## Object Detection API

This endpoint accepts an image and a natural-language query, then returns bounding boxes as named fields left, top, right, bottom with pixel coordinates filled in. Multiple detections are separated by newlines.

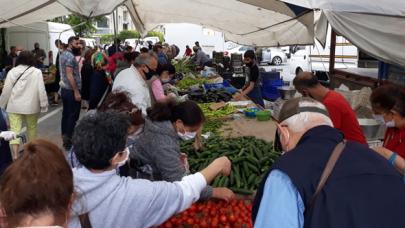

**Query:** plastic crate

left=204, top=80, right=238, bottom=94
left=261, top=79, right=283, bottom=100
left=262, top=79, right=283, bottom=88
left=260, top=71, right=281, bottom=81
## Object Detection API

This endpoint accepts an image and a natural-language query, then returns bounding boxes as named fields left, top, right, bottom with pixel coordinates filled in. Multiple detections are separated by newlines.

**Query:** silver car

left=261, top=48, right=288, bottom=66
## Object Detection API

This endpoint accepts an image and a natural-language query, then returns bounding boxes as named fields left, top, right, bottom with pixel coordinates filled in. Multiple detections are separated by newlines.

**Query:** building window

left=97, top=17, right=109, bottom=28
left=123, top=11, right=128, bottom=22
left=123, top=24, right=128, bottom=30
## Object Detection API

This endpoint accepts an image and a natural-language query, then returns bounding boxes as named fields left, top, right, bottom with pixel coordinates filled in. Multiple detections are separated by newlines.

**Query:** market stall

left=0, top=65, right=57, bottom=93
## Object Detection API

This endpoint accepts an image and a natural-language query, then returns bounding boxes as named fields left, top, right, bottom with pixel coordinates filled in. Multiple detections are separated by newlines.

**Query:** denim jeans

left=61, top=88, right=81, bottom=140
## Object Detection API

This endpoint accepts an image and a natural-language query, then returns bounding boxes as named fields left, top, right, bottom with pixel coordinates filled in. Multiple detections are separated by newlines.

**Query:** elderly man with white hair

left=112, top=53, right=158, bottom=115
left=252, top=97, right=405, bottom=228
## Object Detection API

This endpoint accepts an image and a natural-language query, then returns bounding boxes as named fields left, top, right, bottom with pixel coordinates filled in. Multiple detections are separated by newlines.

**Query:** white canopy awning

left=0, top=0, right=126, bottom=28
left=245, top=0, right=405, bottom=67
left=0, top=0, right=314, bottom=47
left=125, top=0, right=314, bottom=47
left=280, top=0, right=405, bottom=16
left=3, top=0, right=405, bottom=67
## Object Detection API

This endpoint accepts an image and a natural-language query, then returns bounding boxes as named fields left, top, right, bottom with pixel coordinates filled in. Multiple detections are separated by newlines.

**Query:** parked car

left=227, top=45, right=254, bottom=55
left=261, top=48, right=288, bottom=66
left=289, top=27, right=358, bottom=77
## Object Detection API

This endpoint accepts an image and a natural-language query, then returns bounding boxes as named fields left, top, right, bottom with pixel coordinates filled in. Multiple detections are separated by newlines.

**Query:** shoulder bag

left=305, top=140, right=347, bottom=215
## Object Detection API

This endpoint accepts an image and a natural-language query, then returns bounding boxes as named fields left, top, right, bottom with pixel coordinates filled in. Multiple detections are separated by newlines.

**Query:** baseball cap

left=277, top=97, right=330, bottom=123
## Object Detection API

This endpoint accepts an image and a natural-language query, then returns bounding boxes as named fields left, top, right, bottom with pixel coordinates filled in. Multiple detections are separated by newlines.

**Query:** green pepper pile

left=181, top=135, right=281, bottom=195
left=172, top=58, right=197, bottom=75
left=198, top=103, right=236, bottom=119
left=176, top=76, right=207, bottom=90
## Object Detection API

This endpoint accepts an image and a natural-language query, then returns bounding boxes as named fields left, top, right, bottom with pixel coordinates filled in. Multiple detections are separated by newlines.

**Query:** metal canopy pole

left=113, top=9, right=118, bottom=53
left=329, top=29, right=337, bottom=75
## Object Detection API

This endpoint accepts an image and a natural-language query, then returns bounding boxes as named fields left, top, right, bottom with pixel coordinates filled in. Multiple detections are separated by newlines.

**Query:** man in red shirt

left=293, top=72, right=367, bottom=144
left=184, top=45, right=192, bottom=57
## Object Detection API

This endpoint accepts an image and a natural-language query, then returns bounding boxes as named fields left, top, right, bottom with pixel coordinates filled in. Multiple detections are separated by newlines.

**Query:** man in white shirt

left=113, top=53, right=158, bottom=114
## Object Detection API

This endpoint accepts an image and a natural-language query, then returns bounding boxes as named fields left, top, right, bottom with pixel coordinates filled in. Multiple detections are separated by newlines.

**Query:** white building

left=94, top=6, right=136, bottom=36
left=163, top=23, right=225, bottom=58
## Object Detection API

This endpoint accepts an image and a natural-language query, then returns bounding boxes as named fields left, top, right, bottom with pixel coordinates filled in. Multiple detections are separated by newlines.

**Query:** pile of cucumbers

left=181, top=135, right=281, bottom=195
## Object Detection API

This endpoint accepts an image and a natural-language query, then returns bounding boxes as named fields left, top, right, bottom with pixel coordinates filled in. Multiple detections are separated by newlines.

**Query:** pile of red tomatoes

left=159, top=199, right=253, bottom=228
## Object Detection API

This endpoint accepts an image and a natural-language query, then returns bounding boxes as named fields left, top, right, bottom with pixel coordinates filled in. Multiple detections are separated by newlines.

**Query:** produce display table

left=220, top=117, right=277, bottom=143
left=159, top=199, right=253, bottom=228
left=168, top=70, right=280, bottom=227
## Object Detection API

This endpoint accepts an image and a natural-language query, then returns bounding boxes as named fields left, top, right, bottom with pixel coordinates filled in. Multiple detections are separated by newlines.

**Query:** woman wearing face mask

left=0, top=139, right=74, bottom=228
left=149, top=64, right=176, bottom=104
left=68, top=91, right=144, bottom=174
left=370, top=85, right=405, bottom=174
left=130, top=100, right=235, bottom=201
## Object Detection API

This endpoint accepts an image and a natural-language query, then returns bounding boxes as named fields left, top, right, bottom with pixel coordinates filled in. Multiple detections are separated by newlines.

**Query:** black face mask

left=245, top=61, right=254, bottom=67
left=144, top=66, right=156, bottom=80
left=72, top=47, right=81, bottom=56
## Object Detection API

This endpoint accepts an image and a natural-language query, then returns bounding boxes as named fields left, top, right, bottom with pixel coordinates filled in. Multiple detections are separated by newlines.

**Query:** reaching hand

left=212, top=187, right=236, bottom=202
left=213, top=156, right=232, bottom=176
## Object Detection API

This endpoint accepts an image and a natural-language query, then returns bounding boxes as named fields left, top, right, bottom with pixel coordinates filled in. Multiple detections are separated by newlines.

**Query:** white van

left=289, top=27, right=358, bottom=76
left=6, top=22, right=76, bottom=66
left=80, top=37, right=96, bottom=48
left=124, top=38, right=148, bottom=52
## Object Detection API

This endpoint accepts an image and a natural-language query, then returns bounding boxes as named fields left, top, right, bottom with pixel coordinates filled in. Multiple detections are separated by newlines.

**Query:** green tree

left=146, top=31, right=164, bottom=42
left=100, top=34, right=114, bottom=44
left=117, top=30, right=140, bottom=41
left=50, top=15, right=106, bottom=37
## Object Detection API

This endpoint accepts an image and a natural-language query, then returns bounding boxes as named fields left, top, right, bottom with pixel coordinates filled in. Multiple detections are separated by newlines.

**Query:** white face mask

left=116, top=148, right=129, bottom=168
left=178, top=131, right=197, bottom=141
left=385, top=120, right=396, bottom=128
left=373, top=114, right=385, bottom=124
left=161, top=78, right=171, bottom=84
left=16, top=50, right=21, bottom=56
left=373, top=114, right=396, bottom=127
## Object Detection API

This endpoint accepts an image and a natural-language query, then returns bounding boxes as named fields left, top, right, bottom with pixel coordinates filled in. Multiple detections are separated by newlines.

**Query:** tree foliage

left=50, top=15, right=165, bottom=43
left=118, top=30, right=141, bottom=40
left=50, top=15, right=106, bottom=37
left=100, top=34, right=114, bottom=44
left=146, top=31, right=164, bottom=42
